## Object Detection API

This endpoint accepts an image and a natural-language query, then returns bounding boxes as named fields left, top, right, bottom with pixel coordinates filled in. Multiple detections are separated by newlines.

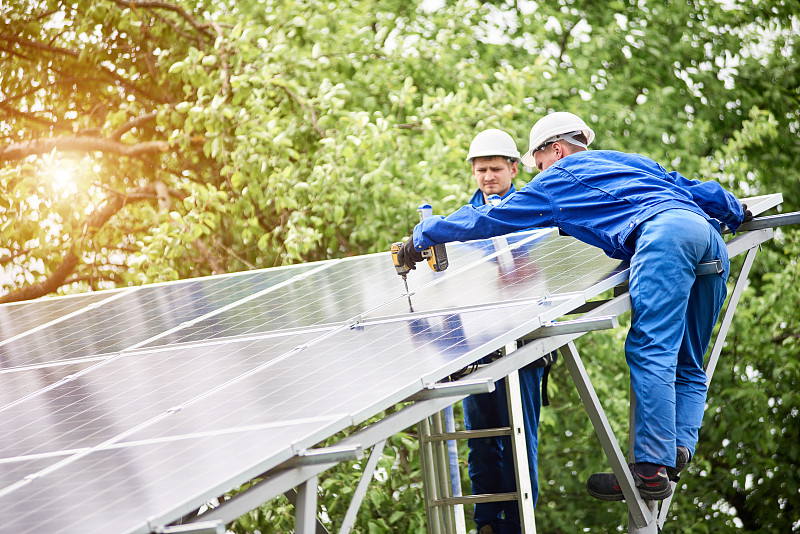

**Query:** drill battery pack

left=421, top=243, right=448, bottom=272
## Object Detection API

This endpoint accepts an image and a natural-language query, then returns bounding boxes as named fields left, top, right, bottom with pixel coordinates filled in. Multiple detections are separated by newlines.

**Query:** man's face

left=472, top=156, right=517, bottom=200
left=532, top=143, right=559, bottom=172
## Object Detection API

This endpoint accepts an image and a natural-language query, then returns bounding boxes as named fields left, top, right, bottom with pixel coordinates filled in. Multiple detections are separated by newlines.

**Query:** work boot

left=666, top=446, right=691, bottom=481
left=586, top=464, right=672, bottom=501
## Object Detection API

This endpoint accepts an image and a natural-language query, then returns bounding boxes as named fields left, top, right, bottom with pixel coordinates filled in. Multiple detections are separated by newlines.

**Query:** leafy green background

left=1, top=0, right=798, bottom=531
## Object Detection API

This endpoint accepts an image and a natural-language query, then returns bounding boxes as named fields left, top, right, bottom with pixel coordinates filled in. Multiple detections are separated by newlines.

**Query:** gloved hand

left=398, top=237, right=424, bottom=270
left=742, top=203, right=754, bottom=223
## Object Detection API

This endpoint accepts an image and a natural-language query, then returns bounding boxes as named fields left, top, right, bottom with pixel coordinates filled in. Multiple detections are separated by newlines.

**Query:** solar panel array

left=0, top=229, right=624, bottom=534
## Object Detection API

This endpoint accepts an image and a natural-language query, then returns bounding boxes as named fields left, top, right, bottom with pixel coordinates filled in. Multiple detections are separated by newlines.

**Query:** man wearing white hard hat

left=397, top=112, right=753, bottom=503
left=462, top=129, right=547, bottom=534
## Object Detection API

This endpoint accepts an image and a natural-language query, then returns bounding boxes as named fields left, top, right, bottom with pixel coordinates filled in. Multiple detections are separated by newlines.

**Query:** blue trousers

left=463, top=363, right=544, bottom=533
left=626, top=209, right=729, bottom=466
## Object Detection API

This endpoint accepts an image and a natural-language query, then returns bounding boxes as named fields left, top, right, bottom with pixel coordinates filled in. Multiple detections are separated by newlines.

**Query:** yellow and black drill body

left=390, top=242, right=448, bottom=276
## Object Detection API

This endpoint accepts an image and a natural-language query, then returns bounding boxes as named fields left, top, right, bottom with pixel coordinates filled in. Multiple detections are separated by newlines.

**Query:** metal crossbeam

left=408, top=378, right=495, bottom=401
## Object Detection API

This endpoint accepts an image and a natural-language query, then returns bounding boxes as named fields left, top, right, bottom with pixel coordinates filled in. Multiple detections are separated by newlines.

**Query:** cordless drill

left=391, top=203, right=449, bottom=277
left=390, top=241, right=449, bottom=276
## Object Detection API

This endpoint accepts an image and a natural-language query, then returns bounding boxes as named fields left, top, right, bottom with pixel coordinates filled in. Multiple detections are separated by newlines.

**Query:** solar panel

left=365, top=229, right=621, bottom=320
left=0, top=423, right=341, bottom=534
left=0, top=360, right=97, bottom=409
left=0, top=229, right=627, bottom=534
left=0, top=289, right=126, bottom=343
left=0, top=299, right=575, bottom=534
left=0, top=264, right=318, bottom=370
left=0, top=331, right=323, bottom=460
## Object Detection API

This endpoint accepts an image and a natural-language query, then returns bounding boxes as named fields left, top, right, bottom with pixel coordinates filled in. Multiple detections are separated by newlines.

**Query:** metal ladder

left=418, top=342, right=536, bottom=534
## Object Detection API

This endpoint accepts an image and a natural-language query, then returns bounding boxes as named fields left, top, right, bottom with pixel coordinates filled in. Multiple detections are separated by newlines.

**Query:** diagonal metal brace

left=559, top=341, right=655, bottom=528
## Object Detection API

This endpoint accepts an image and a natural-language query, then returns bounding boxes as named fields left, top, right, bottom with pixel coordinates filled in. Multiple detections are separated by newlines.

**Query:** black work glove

left=398, top=237, right=424, bottom=270
left=741, top=203, right=754, bottom=223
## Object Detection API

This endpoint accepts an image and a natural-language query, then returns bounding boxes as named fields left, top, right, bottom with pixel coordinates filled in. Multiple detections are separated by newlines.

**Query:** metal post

left=420, top=417, right=443, bottom=534
left=432, top=410, right=456, bottom=533
left=705, top=246, right=758, bottom=385
left=443, top=406, right=468, bottom=534
left=505, top=367, right=536, bottom=533
left=295, top=475, right=319, bottom=534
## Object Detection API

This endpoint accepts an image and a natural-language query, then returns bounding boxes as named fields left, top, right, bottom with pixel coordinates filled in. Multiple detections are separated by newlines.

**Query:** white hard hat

left=466, top=129, right=521, bottom=162
left=520, top=112, right=595, bottom=167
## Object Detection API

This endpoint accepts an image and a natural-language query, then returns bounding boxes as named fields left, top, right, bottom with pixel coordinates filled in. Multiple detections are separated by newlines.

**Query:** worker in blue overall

left=460, top=129, right=545, bottom=534
left=397, top=112, right=752, bottom=503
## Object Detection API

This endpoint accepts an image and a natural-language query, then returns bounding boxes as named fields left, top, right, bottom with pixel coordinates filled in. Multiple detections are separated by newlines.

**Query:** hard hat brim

left=520, top=151, right=536, bottom=168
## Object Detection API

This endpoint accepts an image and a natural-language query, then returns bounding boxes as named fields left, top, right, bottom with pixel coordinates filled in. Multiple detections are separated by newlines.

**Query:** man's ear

left=510, top=160, right=518, bottom=178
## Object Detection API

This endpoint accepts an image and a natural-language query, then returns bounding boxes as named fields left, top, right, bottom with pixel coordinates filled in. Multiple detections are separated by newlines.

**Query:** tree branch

left=106, top=0, right=213, bottom=38
left=278, top=85, right=325, bottom=138
left=0, top=32, right=78, bottom=57
left=0, top=102, right=59, bottom=128
left=0, top=136, right=171, bottom=161
left=109, top=112, right=158, bottom=141
left=0, top=183, right=175, bottom=303
left=0, top=248, right=34, bottom=267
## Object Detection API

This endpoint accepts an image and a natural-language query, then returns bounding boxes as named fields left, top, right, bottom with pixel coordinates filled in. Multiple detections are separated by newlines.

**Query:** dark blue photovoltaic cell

left=0, top=290, right=126, bottom=343
left=0, top=264, right=317, bottom=370
left=0, top=332, right=321, bottom=460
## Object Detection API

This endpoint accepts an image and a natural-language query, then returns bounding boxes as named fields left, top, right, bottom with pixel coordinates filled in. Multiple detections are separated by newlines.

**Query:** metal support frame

left=186, top=293, right=626, bottom=532
left=181, top=199, right=787, bottom=534
left=408, top=378, right=495, bottom=401
left=505, top=367, right=536, bottom=533
left=153, top=521, right=225, bottom=534
left=339, top=440, right=386, bottom=534
left=295, top=475, right=319, bottom=534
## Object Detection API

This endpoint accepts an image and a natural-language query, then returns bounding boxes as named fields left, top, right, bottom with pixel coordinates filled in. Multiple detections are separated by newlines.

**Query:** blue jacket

left=414, top=150, right=744, bottom=262
left=468, top=184, right=516, bottom=207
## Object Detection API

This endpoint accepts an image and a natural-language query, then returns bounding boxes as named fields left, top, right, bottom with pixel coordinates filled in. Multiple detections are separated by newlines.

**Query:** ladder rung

left=431, top=492, right=519, bottom=507
left=421, top=427, right=512, bottom=442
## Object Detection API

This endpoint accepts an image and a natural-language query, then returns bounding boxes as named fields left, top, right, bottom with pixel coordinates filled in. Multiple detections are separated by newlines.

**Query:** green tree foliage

left=1, top=0, right=799, bottom=531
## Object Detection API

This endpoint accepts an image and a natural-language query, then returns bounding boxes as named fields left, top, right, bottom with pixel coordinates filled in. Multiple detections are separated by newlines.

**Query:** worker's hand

left=741, top=203, right=754, bottom=223
left=398, top=237, right=424, bottom=270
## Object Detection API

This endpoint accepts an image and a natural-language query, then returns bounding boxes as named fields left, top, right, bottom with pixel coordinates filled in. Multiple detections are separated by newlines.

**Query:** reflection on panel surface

left=367, top=230, right=621, bottom=318
left=0, top=290, right=126, bottom=343
left=0, top=332, right=320, bottom=460
left=0, top=228, right=628, bottom=534
left=121, top=299, right=560, bottom=446
left=0, top=423, right=341, bottom=534
left=0, top=361, right=101, bottom=409
left=0, top=265, right=315, bottom=370
left=148, top=253, right=408, bottom=345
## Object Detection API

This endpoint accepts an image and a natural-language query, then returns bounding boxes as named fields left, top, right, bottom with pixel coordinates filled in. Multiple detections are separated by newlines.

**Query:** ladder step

left=431, top=492, right=519, bottom=507
left=421, top=427, right=512, bottom=442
